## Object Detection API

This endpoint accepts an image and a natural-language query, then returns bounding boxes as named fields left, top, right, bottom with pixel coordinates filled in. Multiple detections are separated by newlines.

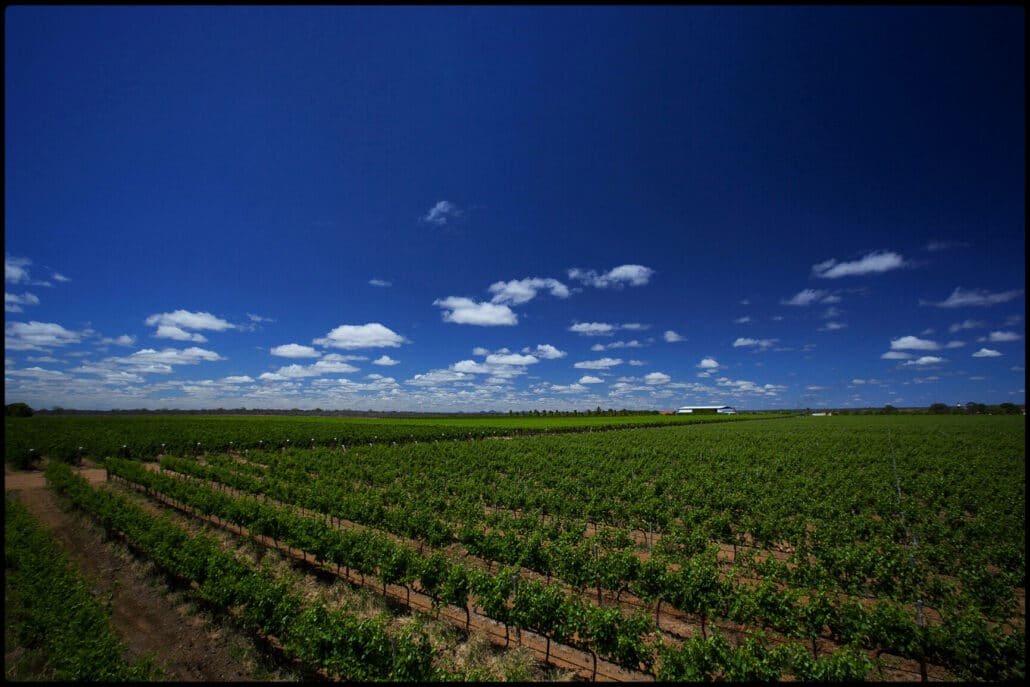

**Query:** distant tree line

left=829, top=402, right=1023, bottom=416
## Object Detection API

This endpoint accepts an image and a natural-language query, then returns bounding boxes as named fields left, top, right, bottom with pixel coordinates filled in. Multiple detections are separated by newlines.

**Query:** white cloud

left=5, top=292, right=40, bottom=312
left=644, top=372, right=671, bottom=385
left=546, top=383, right=587, bottom=394
left=52, top=272, right=70, bottom=282
left=405, top=369, right=472, bottom=386
left=269, top=364, right=320, bottom=379
left=943, top=340, right=966, bottom=349
left=590, top=343, right=605, bottom=352
left=925, top=240, right=966, bottom=252
left=578, top=375, right=604, bottom=384
left=819, top=322, right=847, bottom=331
left=664, top=330, right=684, bottom=343
left=5, top=256, right=32, bottom=283
left=568, top=322, right=615, bottom=336
left=486, top=353, right=538, bottom=366
left=421, top=200, right=462, bottom=226
left=567, top=264, right=654, bottom=288
left=890, top=335, right=940, bottom=351
left=434, top=297, right=517, bottom=326
left=145, top=310, right=235, bottom=332
left=573, top=357, right=623, bottom=370
left=369, top=278, right=392, bottom=287
left=782, top=289, right=835, bottom=306
left=927, top=287, right=1024, bottom=308
left=949, top=319, right=985, bottom=333
left=154, top=325, right=207, bottom=342
left=881, top=351, right=914, bottom=360
left=271, top=343, right=322, bottom=358
left=697, top=357, right=720, bottom=370
left=4, top=320, right=83, bottom=350
left=986, top=330, right=1022, bottom=342
left=972, top=348, right=1003, bottom=358
left=902, top=356, right=945, bottom=366
left=223, top=375, right=254, bottom=383
left=523, top=344, right=566, bottom=359
left=310, top=356, right=360, bottom=374
left=734, top=316, right=751, bottom=324
left=373, top=355, right=400, bottom=366
left=314, top=322, right=410, bottom=348
left=488, top=277, right=569, bottom=305
left=99, top=334, right=136, bottom=347
left=733, top=337, right=777, bottom=349
left=115, top=347, right=224, bottom=371
left=812, top=250, right=906, bottom=279
left=621, top=323, right=649, bottom=331
left=247, top=313, right=275, bottom=323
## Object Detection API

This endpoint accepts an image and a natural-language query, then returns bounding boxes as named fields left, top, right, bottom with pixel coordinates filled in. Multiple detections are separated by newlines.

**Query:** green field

left=7, top=413, right=1025, bottom=680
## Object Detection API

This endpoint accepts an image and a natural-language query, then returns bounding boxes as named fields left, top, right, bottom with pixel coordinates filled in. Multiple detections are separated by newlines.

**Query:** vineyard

left=4, top=413, right=1025, bottom=681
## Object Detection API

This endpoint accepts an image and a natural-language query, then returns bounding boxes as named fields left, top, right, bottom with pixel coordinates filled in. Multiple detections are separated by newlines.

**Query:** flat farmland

left=5, top=413, right=1024, bottom=681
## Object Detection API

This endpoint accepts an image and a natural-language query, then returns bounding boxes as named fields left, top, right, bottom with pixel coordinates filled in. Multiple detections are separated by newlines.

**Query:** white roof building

left=676, top=405, right=735, bottom=414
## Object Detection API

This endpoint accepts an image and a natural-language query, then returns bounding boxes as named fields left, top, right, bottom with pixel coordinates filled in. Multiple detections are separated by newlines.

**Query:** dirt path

left=4, top=464, right=293, bottom=681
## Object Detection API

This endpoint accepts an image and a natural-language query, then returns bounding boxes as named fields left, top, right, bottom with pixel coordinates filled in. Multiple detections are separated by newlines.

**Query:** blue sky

left=4, top=6, right=1025, bottom=411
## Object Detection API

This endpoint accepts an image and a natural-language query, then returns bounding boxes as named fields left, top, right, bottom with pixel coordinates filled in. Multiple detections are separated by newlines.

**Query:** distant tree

left=881, top=404, right=899, bottom=415
left=997, top=402, right=1020, bottom=415
left=928, top=403, right=951, bottom=415
left=5, top=402, right=33, bottom=417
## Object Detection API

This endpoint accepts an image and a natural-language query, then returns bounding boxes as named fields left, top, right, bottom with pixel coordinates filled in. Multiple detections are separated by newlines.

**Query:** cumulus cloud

left=926, top=287, right=1024, bottom=308
left=881, top=351, right=914, bottom=360
left=902, top=356, right=945, bottom=366
left=697, top=357, right=720, bottom=370
left=734, top=316, right=751, bottom=324
left=311, top=355, right=361, bottom=374
left=434, top=297, right=517, bottom=326
left=486, top=353, right=539, bottom=366
left=943, top=341, right=966, bottom=349
left=523, top=344, right=566, bottom=359
left=568, top=322, right=615, bottom=336
left=573, top=357, right=623, bottom=370
left=812, top=250, right=906, bottom=279
left=5, top=256, right=32, bottom=283
left=247, top=313, right=275, bottom=323
left=373, top=355, right=400, bottom=366
left=628, top=360, right=646, bottom=366
left=405, top=369, right=472, bottom=386
left=421, top=200, right=462, bottom=226
left=99, top=334, right=136, bottom=347
left=890, top=335, right=940, bottom=351
left=369, top=278, right=392, bottom=287
left=986, top=331, right=1022, bottom=342
left=781, top=289, right=837, bottom=306
left=819, top=322, right=847, bottom=331
left=972, top=348, right=1002, bottom=358
left=5, top=292, right=40, bottom=312
left=145, top=310, right=235, bottom=332
left=314, top=322, right=410, bottom=348
left=4, top=320, right=83, bottom=350
left=578, top=375, right=604, bottom=384
left=223, top=375, right=254, bottom=383
left=271, top=343, right=321, bottom=358
left=567, top=264, right=654, bottom=289
left=733, top=337, right=778, bottom=349
left=949, top=319, right=985, bottom=333
left=488, top=277, right=569, bottom=305
left=52, top=272, right=70, bottom=282
left=154, top=325, right=207, bottom=342
left=644, top=371, right=671, bottom=385
left=664, top=330, right=684, bottom=343
left=114, top=347, right=224, bottom=371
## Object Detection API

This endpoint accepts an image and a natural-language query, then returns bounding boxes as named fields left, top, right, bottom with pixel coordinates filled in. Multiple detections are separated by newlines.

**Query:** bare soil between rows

left=5, top=463, right=291, bottom=681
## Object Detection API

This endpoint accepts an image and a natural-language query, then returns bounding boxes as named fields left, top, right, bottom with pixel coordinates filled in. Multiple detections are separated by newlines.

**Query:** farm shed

left=676, top=405, right=735, bottom=414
